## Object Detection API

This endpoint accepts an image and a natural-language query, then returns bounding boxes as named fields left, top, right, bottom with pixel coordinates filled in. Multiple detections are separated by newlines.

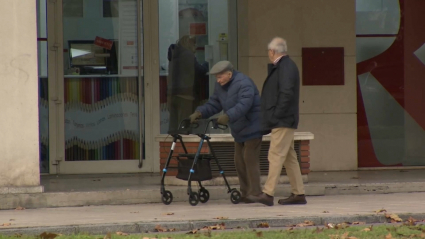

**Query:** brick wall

left=159, top=140, right=311, bottom=177
left=300, top=140, right=311, bottom=175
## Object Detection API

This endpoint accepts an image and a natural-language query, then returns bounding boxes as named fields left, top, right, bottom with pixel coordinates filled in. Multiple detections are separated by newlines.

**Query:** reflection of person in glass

left=167, top=35, right=209, bottom=131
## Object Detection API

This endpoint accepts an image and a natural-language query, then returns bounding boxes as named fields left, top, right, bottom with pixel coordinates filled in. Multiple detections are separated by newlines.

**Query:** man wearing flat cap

left=189, top=61, right=262, bottom=203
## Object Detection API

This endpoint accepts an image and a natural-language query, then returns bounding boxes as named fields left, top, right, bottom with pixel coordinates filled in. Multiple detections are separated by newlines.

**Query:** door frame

left=46, top=0, right=156, bottom=174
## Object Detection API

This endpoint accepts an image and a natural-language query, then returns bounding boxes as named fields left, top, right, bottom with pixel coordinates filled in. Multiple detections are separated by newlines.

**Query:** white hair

left=268, top=37, right=287, bottom=54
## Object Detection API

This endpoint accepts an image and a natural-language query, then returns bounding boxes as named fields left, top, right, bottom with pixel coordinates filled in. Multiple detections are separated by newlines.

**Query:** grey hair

left=268, top=37, right=287, bottom=54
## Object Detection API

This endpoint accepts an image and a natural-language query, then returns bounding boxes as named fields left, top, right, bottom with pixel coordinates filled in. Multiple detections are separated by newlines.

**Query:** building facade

left=1, top=0, right=424, bottom=192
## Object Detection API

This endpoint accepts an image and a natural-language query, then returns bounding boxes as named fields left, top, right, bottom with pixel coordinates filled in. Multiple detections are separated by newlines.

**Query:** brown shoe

left=278, top=194, right=307, bottom=205
left=241, top=197, right=255, bottom=204
left=247, top=193, right=274, bottom=206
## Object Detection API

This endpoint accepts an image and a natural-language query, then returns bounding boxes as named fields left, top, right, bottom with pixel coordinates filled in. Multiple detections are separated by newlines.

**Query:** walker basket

left=176, top=158, right=213, bottom=182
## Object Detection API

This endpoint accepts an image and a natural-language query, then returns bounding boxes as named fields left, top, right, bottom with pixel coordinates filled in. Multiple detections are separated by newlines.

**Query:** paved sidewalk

left=1, top=193, right=425, bottom=235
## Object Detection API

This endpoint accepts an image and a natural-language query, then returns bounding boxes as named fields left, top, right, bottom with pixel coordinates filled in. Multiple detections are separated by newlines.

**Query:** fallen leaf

left=186, top=229, right=198, bottom=234
left=165, top=213, right=174, bottom=216
left=352, top=222, right=366, bottom=225
left=335, top=223, right=350, bottom=230
left=214, top=217, right=228, bottom=220
left=314, top=227, right=324, bottom=233
left=257, top=222, right=270, bottom=228
left=256, top=231, right=263, bottom=237
left=385, top=213, right=403, bottom=222
left=296, top=220, right=315, bottom=227
left=15, top=207, right=25, bottom=210
left=348, top=237, right=359, bottom=239
left=39, top=233, right=59, bottom=239
left=155, top=225, right=167, bottom=232
left=326, top=223, right=335, bottom=229
left=323, top=211, right=330, bottom=213
left=361, top=225, right=373, bottom=232
left=209, top=223, right=226, bottom=230
left=405, top=217, right=419, bottom=226
left=286, top=227, right=294, bottom=231
left=104, top=233, right=111, bottom=239
left=1, top=223, right=11, bottom=227
left=116, top=232, right=129, bottom=236
left=375, top=209, right=387, bottom=213
left=385, top=232, right=393, bottom=239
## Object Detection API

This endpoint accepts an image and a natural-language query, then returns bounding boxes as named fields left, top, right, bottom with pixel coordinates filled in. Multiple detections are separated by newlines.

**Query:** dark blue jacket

left=196, top=71, right=262, bottom=143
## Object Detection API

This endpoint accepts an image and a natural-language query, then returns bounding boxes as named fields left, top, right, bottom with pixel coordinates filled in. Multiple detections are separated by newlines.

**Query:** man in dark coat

left=248, top=37, right=306, bottom=206
left=189, top=61, right=262, bottom=203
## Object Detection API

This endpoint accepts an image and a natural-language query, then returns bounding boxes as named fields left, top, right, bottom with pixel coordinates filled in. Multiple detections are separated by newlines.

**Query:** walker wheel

left=189, top=192, right=199, bottom=206
left=161, top=190, right=173, bottom=205
left=199, top=188, right=210, bottom=203
left=230, top=189, right=241, bottom=204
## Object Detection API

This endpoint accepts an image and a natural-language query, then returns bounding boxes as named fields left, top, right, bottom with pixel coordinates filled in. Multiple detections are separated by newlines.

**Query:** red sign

left=94, top=36, right=113, bottom=50
left=190, top=23, right=206, bottom=35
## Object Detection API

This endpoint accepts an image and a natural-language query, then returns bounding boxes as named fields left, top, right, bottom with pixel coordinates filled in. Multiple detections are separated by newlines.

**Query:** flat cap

left=209, top=61, right=234, bottom=75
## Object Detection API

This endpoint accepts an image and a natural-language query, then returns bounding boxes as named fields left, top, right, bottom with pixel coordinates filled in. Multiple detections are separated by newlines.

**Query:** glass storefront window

left=159, top=0, right=235, bottom=134
left=62, top=0, right=143, bottom=161
left=356, top=0, right=425, bottom=167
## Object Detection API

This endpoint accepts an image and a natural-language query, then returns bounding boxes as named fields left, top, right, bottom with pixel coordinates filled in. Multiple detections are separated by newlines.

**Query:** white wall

left=238, top=0, right=357, bottom=172
left=0, top=1, right=40, bottom=187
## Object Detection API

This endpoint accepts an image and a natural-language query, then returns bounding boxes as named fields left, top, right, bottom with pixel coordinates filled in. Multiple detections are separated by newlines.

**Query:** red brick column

left=300, top=140, right=311, bottom=175
left=159, top=142, right=209, bottom=176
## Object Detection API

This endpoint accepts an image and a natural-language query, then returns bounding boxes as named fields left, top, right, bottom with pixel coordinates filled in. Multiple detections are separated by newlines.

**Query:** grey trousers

left=234, top=138, right=262, bottom=197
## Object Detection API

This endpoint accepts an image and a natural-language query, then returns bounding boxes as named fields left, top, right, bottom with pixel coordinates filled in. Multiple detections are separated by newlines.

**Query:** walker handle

left=211, top=118, right=228, bottom=130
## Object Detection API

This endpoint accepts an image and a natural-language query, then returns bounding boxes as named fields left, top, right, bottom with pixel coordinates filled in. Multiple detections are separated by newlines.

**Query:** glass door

left=37, top=0, right=49, bottom=174
left=158, top=0, right=236, bottom=134
left=55, top=0, right=145, bottom=174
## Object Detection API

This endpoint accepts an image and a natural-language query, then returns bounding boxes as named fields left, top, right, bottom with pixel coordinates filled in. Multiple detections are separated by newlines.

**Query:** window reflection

left=167, top=35, right=209, bottom=131
left=159, top=0, right=233, bottom=134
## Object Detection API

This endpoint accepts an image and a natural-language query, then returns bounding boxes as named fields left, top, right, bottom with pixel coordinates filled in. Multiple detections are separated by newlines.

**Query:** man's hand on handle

left=217, top=114, right=229, bottom=126
left=189, top=111, right=202, bottom=123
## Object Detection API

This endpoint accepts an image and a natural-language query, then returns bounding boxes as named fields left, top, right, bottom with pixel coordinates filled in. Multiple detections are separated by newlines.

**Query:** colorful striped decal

left=63, top=77, right=140, bottom=161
